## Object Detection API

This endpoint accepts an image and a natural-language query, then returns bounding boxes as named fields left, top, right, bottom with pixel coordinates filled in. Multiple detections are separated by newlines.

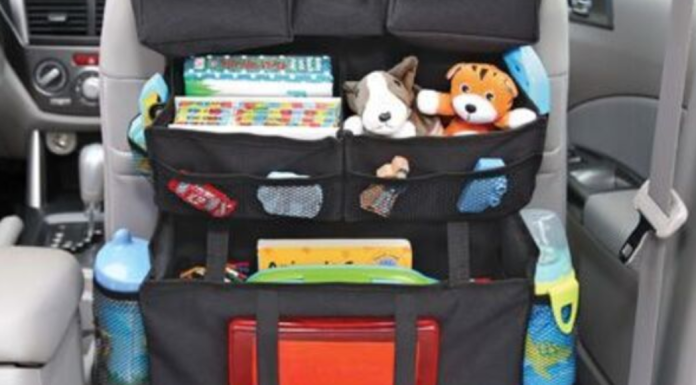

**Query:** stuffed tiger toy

left=417, top=63, right=537, bottom=136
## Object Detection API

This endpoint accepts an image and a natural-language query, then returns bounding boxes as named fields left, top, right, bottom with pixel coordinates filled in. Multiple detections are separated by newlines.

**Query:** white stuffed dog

left=343, top=57, right=440, bottom=138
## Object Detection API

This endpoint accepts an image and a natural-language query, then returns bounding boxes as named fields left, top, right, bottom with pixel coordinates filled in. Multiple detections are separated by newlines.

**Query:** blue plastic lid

left=504, top=46, right=551, bottom=115
left=95, top=229, right=151, bottom=293
left=521, top=209, right=573, bottom=284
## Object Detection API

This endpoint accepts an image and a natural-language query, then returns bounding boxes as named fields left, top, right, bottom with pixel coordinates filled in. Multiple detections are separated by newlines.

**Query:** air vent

left=95, top=0, right=105, bottom=36
left=26, top=0, right=88, bottom=37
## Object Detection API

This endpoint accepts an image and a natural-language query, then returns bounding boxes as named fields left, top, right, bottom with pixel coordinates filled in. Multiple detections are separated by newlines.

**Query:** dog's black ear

left=343, top=81, right=360, bottom=112
left=389, top=56, right=419, bottom=90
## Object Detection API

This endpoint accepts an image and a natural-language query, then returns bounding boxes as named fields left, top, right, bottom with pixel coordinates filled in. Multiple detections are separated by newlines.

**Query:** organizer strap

left=256, top=291, right=280, bottom=385
left=151, top=213, right=175, bottom=280
left=447, top=222, right=471, bottom=285
left=394, top=294, right=418, bottom=385
left=205, top=222, right=230, bottom=282
left=254, top=293, right=418, bottom=385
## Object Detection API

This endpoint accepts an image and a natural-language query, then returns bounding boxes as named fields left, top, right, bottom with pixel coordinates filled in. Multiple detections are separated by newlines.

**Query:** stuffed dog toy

left=417, top=63, right=537, bottom=136
left=344, top=56, right=441, bottom=138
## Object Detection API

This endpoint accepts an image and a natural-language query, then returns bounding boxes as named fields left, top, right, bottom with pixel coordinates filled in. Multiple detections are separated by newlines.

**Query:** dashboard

left=1, top=0, right=103, bottom=117
left=0, top=0, right=104, bottom=159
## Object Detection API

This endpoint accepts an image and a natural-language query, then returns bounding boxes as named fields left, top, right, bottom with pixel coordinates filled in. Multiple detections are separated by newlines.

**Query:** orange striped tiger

left=417, top=63, right=537, bottom=136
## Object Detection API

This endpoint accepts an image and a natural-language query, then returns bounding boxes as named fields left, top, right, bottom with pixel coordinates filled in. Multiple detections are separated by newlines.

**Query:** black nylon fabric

left=134, top=9, right=548, bottom=381
left=141, top=279, right=532, bottom=385
left=344, top=118, right=546, bottom=221
left=141, top=213, right=538, bottom=385
left=255, top=291, right=280, bottom=385
left=131, top=0, right=292, bottom=57
left=151, top=216, right=537, bottom=283
left=387, top=0, right=541, bottom=52
left=146, top=129, right=345, bottom=222
left=130, top=0, right=540, bottom=56
left=293, top=0, right=389, bottom=36
left=146, top=50, right=547, bottom=223
left=146, top=116, right=546, bottom=222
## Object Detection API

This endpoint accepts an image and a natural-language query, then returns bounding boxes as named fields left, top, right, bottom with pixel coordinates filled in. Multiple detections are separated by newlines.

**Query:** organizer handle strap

left=150, top=213, right=175, bottom=280
left=447, top=222, right=471, bottom=286
left=254, top=292, right=418, bottom=385
left=394, top=294, right=418, bottom=385
left=205, top=221, right=230, bottom=282
left=256, top=291, right=280, bottom=385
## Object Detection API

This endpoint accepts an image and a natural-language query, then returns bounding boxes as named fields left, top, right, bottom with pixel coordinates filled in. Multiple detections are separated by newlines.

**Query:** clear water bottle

left=521, top=210, right=579, bottom=385
left=94, top=229, right=151, bottom=385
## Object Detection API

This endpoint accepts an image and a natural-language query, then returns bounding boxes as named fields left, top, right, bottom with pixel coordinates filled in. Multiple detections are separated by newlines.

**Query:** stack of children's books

left=172, top=55, right=341, bottom=140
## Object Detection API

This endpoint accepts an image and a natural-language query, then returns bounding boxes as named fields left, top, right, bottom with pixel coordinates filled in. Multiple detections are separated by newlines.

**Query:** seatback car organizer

left=130, top=1, right=549, bottom=384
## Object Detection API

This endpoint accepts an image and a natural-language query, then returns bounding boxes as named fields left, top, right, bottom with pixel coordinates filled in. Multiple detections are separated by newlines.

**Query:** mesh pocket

left=147, top=128, right=344, bottom=221
left=346, top=155, right=542, bottom=221
left=94, top=286, right=149, bottom=385
left=153, top=168, right=343, bottom=221
left=523, top=304, right=576, bottom=385
left=257, top=184, right=324, bottom=219
left=344, top=120, right=546, bottom=221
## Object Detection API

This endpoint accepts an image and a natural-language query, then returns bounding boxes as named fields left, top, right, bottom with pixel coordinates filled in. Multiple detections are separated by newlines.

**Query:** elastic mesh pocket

left=93, top=287, right=149, bottom=385
left=524, top=305, right=577, bottom=385
left=347, top=155, right=542, bottom=221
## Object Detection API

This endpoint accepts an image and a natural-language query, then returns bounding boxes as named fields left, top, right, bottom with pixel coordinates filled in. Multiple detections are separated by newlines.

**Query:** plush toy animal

left=343, top=56, right=441, bottom=138
left=417, top=63, right=537, bottom=136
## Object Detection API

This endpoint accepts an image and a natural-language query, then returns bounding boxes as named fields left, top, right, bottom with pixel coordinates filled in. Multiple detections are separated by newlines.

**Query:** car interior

left=1, top=0, right=695, bottom=385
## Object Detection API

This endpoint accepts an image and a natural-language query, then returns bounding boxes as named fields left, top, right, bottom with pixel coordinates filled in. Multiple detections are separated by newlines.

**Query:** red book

left=229, top=318, right=440, bottom=385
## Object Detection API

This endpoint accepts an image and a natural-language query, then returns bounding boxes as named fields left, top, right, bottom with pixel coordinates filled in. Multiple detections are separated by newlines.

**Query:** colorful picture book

left=257, top=239, right=413, bottom=270
left=184, top=55, right=334, bottom=97
left=172, top=97, right=341, bottom=128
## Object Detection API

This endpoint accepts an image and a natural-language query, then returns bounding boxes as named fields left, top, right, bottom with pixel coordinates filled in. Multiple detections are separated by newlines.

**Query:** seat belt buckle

left=634, top=181, right=689, bottom=239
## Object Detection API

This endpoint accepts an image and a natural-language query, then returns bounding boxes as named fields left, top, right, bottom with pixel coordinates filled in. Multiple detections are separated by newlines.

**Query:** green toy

left=248, top=265, right=438, bottom=285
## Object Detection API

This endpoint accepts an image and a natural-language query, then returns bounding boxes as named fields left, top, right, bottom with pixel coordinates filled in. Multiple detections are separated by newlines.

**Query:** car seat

left=99, top=0, right=569, bottom=239
left=0, top=216, right=23, bottom=246
left=0, top=247, right=84, bottom=385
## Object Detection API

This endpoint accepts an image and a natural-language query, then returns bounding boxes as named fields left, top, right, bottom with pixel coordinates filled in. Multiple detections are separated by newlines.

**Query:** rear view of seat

left=99, top=0, right=569, bottom=238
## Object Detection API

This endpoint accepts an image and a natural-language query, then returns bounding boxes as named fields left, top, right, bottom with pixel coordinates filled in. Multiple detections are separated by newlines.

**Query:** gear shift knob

left=79, top=144, right=105, bottom=208
left=79, top=144, right=104, bottom=241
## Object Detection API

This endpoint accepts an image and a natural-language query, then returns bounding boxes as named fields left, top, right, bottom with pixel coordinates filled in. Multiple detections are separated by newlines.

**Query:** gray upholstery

left=530, top=0, right=570, bottom=219
left=0, top=247, right=83, bottom=363
left=0, top=216, right=23, bottom=247
left=584, top=189, right=641, bottom=255
left=100, top=0, right=569, bottom=238
left=100, top=0, right=164, bottom=239
left=0, top=320, right=83, bottom=385
left=570, top=97, right=659, bottom=179
left=568, top=213, right=638, bottom=385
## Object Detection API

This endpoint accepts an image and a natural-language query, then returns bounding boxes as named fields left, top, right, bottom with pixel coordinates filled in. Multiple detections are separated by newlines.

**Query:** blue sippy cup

left=94, top=229, right=151, bottom=385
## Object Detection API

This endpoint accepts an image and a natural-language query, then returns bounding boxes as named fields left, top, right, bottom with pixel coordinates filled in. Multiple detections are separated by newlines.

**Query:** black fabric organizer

left=133, top=0, right=547, bottom=384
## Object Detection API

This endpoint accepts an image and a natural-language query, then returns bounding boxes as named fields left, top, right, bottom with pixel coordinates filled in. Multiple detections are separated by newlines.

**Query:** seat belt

left=622, top=0, right=692, bottom=383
